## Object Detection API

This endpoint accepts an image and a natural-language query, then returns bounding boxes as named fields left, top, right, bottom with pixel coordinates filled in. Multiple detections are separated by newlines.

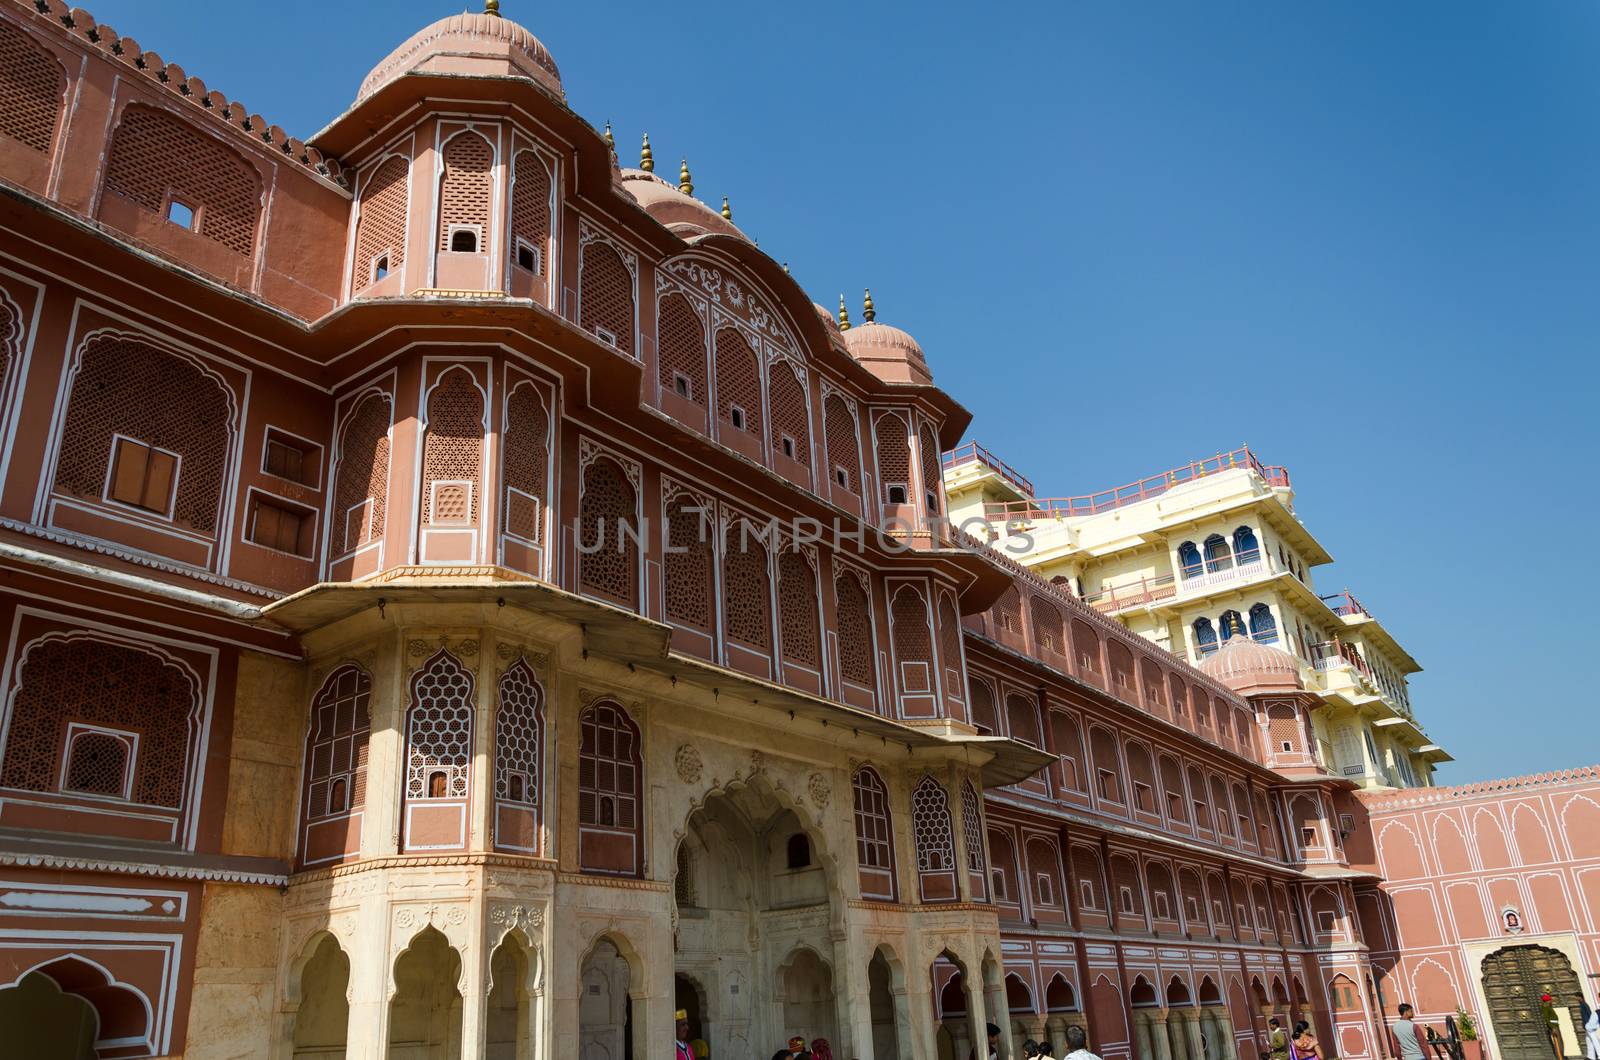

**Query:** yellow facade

left=945, top=446, right=1448, bottom=789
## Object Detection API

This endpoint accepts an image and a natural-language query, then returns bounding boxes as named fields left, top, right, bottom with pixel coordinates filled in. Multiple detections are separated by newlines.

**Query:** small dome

left=358, top=13, right=562, bottom=103
left=813, top=303, right=842, bottom=337
left=619, top=169, right=746, bottom=240
left=1197, top=637, right=1304, bottom=695
left=843, top=320, right=932, bottom=385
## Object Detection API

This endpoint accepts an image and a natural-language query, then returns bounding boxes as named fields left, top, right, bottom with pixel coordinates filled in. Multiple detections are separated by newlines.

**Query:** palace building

left=0, top=2, right=1593, bottom=1059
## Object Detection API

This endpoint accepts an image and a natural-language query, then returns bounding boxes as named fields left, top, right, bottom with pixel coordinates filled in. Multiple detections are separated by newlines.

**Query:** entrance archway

left=675, top=973, right=707, bottom=1051
left=869, top=946, right=907, bottom=1060
left=488, top=933, right=535, bottom=1060
left=389, top=926, right=463, bottom=1058
left=0, top=956, right=150, bottom=1060
left=1481, top=944, right=1584, bottom=1060
left=293, top=934, right=351, bottom=1058
left=674, top=777, right=841, bottom=1057
left=579, top=936, right=633, bottom=1060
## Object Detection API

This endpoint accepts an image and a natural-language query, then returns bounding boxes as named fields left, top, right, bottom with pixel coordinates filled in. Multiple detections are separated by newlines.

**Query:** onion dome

left=1197, top=637, right=1304, bottom=695
left=618, top=168, right=746, bottom=240
left=841, top=292, right=933, bottom=384
left=358, top=10, right=562, bottom=104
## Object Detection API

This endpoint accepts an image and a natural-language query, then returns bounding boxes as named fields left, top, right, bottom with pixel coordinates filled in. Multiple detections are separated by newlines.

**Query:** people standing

left=1038, top=1039, right=1058, bottom=1059
left=674, top=1010, right=695, bottom=1060
left=1585, top=1005, right=1599, bottom=1060
left=1268, top=1017, right=1290, bottom=1060
left=1292, top=1021, right=1325, bottom=1060
left=1063, top=1024, right=1104, bottom=1060
left=1391, top=1003, right=1429, bottom=1060
left=771, top=1034, right=812, bottom=1060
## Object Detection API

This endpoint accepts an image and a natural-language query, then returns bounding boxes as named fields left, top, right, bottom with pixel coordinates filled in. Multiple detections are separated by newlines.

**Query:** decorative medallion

left=676, top=744, right=704, bottom=785
left=808, top=773, right=830, bottom=809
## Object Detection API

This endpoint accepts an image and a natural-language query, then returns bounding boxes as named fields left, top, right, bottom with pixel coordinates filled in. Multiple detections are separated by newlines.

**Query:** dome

left=1197, top=637, right=1304, bottom=695
left=813, top=303, right=842, bottom=338
left=843, top=320, right=932, bottom=385
left=618, top=169, right=746, bottom=241
left=358, top=12, right=562, bottom=104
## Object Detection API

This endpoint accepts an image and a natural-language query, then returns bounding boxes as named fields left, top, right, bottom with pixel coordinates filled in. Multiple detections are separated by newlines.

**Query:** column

left=1184, top=1009, right=1206, bottom=1060
left=834, top=934, right=873, bottom=1060
left=1149, top=1012, right=1173, bottom=1060
left=1166, top=1010, right=1189, bottom=1060
left=965, top=974, right=993, bottom=1060
left=1213, top=1006, right=1238, bottom=1060
left=363, top=631, right=405, bottom=859
left=1134, top=1012, right=1155, bottom=1060
left=459, top=915, right=488, bottom=1060
left=344, top=898, right=391, bottom=1059
left=948, top=1020, right=973, bottom=1060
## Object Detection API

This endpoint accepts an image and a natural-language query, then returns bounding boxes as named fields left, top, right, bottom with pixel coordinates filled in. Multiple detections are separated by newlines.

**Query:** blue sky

left=89, top=1, right=1598, bottom=784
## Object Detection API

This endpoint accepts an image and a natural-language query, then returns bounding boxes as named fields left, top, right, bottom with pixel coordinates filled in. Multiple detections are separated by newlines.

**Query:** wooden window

left=1154, top=892, right=1170, bottom=919
left=1134, top=782, right=1155, bottom=814
left=247, top=495, right=313, bottom=556
left=1186, top=896, right=1201, bottom=921
left=1097, top=768, right=1121, bottom=803
left=1080, top=879, right=1096, bottom=909
left=1035, top=873, right=1054, bottom=906
left=1301, top=826, right=1317, bottom=847
left=107, top=436, right=178, bottom=515
left=1119, top=886, right=1135, bottom=914
left=263, top=429, right=319, bottom=487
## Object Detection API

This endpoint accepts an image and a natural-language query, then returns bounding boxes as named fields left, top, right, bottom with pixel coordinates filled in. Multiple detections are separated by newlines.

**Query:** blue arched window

left=1203, top=534, right=1232, bottom=573
left=1220, top=609, right=1246, bottom=640
left=1193, top=618, right=1218, bottom=655
left=1177, top=541, right=1203, bottom=580
left=1248, top=603, right=1278, bottom=644
left=1233, top=526, right=1259, bottom=562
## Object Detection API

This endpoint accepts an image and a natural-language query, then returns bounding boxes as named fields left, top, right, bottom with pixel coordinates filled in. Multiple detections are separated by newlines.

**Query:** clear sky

left=86, top=1, right=1598, bottom=784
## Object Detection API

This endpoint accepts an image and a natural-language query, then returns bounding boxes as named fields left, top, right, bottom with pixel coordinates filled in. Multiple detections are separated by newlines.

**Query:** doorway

left=1481, top=944, right=1583, bottom=1060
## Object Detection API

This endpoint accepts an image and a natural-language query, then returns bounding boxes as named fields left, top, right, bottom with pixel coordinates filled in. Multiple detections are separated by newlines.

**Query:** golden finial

left=721, top=196, right=732, bottom=220
left=679, top=158, right=694, bottom=196
left=838, top=294, right=851, bottom=331
left=863, top=288, right=876, bottom=323
left=782, top=262, right=790, bottom=275
left=602, top=122, right=614, bottom=151
left=640, top=133, right=653, bottom=172
left=484, top=0, right=501, bottom=15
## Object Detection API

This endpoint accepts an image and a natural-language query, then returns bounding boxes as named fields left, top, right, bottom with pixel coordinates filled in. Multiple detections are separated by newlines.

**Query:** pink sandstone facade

left=0, top=1, right=1590, bottom=1058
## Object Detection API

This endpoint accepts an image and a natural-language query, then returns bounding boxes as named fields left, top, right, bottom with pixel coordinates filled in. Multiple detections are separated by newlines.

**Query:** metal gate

left=1480, top=945, right=1583, bottom=1060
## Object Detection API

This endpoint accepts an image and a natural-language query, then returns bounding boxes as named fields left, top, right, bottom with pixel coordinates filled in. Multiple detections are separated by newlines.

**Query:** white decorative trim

left=0, top=851, right=284, bottom=886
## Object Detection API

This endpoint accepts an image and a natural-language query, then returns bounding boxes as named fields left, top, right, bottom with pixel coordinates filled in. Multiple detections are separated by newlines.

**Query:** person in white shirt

left=1063, top=1024, right=1102, bottom=1060
left=1584, top=1005, right=1599, bottom=1060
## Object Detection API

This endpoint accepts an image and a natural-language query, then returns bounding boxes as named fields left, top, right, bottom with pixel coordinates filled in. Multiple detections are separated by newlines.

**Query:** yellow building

left=944, top=444, right=1450, bottom=790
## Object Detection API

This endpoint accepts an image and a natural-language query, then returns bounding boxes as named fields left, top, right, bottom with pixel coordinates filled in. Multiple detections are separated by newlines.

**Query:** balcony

left=977, top=446, right=1292, bottom=521
left=941, top=441, right=1035, bottom=497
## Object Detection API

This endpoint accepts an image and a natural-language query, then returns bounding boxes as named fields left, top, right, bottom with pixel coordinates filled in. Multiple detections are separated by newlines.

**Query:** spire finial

left=863, top=287, right=876, bottom=323
left=679, top=158, right=694, bottom=196
left=782, top=262, right=790, bottom=275
left=484, top=0, right=501, bottom=15
left=602, top=121, right=615, bottom=151
left=640, top=133, right=653, bottom=172
left=838, top=294, right=851, bottom=331
left=721, top=195, right=732, bottom=221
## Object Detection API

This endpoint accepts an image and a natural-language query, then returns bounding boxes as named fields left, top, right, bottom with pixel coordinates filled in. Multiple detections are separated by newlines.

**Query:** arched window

left=437, top=131, right=492, bottom=254
left=769, top=360, right=811, bottom=466
left=298, top=665, right=371, bottom=868
left=353, top=155, right=409, bottom=291
left=657, top=292, right=706, bottom=408
left=786, top=832, right=812, bottom=869
left=101, top=104, right=261, bottom=257
left=911, top=776, right=957, bottom=901
left=1202, top=534, right=1232, bottom=573
left=1220, top=609, right=1246, bottom=640
left=969, top=677, right=998, bottom=734
left=420, top=369, right=484, bottom=538
left=662, top=493, right=713, bottom=632
left=333, top=391, right=392, bottom=554
left=53, top=335, right=234, bottom=536
left=853, top=767, right=896, bottom=900
left=403, top=649, right=474, bottom=851
left=1030, top=596, right=1064, bottom=655
left=1006, top=692, right=1042, bottom=748
left=823, top=394, right=861, bottom=494
left=875, top=413, right=911, bottom=506
left=1193, top=618, right=1218, bottom=656
left=1, top=635, right=196, bottom=817
left=1177, top=541, right=1203, bottom=579
left=509, top=148, right=551, bottom=282
left=918, top=423, right=943, bottom=515
left=494, top=659, right=545, bottom=854
left=1233, top=525, right=1259, bottom=560
left=778, top=551, right=820, bottom=666
left=578, top=700, right=642, bottom=876
left=961, top=780, right=988, bottom=902
left=938, top=592, right=965, bottom=715
left=577, top=456, right=638, bottom=607
left=722, top=522, right=772, bottom=651
left=1249, top=603, right=1278, bottom=644
left=0, top=21, right=66, bottom=155
left=578, top=239, right=635, bottom=352
left=502, top=383, right=550, bottom=549
left=714, top=327, right=762, bottom=437
left=834, top=572, right=875, bottom=693
left=889, top=584, right=934, bottom=700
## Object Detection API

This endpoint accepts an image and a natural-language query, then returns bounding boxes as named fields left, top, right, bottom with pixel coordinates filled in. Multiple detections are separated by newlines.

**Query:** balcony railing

left=941, top=441, right=1036, bottom=497
left=1178, top=548, right=1266, bottom=593
left=1082, top=573, right=1177, bottom=613
left=981, top=446, right=1292, bottom=521
left=1321, top=589, right=1370, bottom=618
